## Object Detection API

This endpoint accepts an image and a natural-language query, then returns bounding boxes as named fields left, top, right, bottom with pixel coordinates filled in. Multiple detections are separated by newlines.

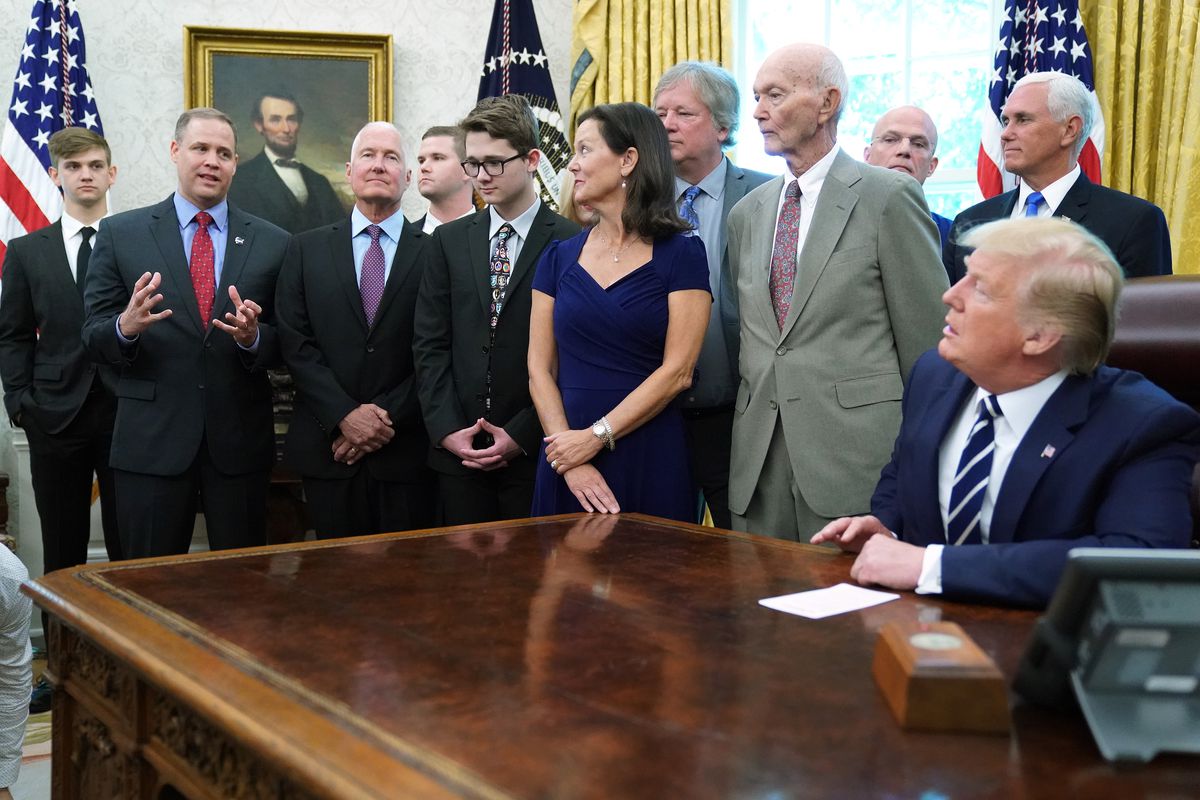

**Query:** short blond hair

left=962, top=217, right=1122, bottom=374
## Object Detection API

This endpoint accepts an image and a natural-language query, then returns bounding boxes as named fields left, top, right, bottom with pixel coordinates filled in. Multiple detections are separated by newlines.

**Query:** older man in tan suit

left=726, top=43, right=948, bottom=540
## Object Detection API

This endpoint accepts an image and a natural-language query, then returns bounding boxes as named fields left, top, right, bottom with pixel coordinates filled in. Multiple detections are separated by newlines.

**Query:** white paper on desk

left=759, top=583, right=900, bottom=619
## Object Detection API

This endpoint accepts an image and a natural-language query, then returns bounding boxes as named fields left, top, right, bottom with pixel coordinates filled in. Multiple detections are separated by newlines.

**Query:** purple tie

left=360, top=224, right=385, bottom=326
left=769, top=180, right=802, bottom=330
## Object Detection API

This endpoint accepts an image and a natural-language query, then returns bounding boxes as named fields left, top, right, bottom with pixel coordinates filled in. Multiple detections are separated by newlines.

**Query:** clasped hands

left=333, top=404, right=393, bottom=465
left=440, top=418, right=521, bottom=472
left=118, top=272, right=262, bottom=347
left=810, top=515, right=924, bottom=591
left=543, top=428, right=620, bottom=515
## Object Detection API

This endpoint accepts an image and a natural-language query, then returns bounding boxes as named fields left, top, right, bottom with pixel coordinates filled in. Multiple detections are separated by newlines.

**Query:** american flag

left=478, top=0, right=569, bottom=212
left=977, top=0, right=1102, bottom=198
left=0, top=0, right=104, bottom=265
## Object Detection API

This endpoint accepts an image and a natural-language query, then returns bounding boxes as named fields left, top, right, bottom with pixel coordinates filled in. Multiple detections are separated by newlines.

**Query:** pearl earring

left=621, top=179, right=627, bottom=189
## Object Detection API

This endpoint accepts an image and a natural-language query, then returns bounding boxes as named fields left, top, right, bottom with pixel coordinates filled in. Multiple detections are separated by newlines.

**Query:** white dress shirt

left=488, top=197, right=542, bottom=267
left=60, top=211, right=108, bottom=281
left=916, top=370, right=1069, bottom=594
left=773, top=144, right=840, bottom=265
left=265, top=144, right=308, bottom=204
left=1011, top=165, right=1081, bottom=219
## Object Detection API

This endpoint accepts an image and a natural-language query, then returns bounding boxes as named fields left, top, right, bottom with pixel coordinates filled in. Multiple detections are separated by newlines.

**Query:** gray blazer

left=726, top=149, right=948, bottom=518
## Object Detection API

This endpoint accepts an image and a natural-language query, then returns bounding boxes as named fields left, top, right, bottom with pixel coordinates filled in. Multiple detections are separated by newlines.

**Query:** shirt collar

left=60, top=210, right=107, bottom=239
left=1017, top=164, right=1080, bottom=214
left=972, top=370, right=1069, bottom=441
left=264, top=144, right=295, bottom=165
left=174, top=193, right=228, bottom=232
left=489, top=197, right=541, bottom=241
left=351, top=205, right=406, bottom=242
left=791, top=144, right=839, bottom=198
left=675, top=157, right=727, bottom=201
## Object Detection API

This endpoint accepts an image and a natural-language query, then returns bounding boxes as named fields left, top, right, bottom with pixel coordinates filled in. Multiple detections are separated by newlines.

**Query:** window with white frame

left=734, top=0, right=1003, bottom=219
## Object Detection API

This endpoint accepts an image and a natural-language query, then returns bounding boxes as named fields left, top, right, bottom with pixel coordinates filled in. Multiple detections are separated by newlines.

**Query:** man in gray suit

left=654, top=61, right=772, bottom=529
left=727, top=43, right=948, bottom=541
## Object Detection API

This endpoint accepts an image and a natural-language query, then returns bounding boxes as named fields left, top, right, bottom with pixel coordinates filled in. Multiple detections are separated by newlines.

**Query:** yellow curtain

left=1084, top=0, right=1200, bottom=275
left=569, top=0, right=732, bottom=135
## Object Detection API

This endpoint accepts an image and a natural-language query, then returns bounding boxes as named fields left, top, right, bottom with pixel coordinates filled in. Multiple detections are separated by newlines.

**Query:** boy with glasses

left=414, top=95, right=578, bottom=524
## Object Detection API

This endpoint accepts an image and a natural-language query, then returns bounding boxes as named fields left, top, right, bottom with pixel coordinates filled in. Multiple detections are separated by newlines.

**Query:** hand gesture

left=460, top=418, right=523, bottom=471
left=212, top=285, right=262, bottom=347
left=543, top=427, right=604, bottom=473
left=337, top=404, right=394, bottom=461
left=810, top=515, right=892, bottom=553
left=117, top=271, right=172, bottom=337
left=563, top=464, right=620, bottom=514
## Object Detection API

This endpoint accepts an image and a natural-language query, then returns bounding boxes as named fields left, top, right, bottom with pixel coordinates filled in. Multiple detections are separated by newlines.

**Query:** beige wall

left=0, top=0, right=574, bottom=220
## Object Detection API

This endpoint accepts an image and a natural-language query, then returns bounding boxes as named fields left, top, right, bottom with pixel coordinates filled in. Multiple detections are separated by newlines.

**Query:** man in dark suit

left=414, top=95, right=579, bottom=525
left=277, top=122, right=434, bottom=537
left=82, top=108, right=290, bottom=558
left=653, top=61, right=772, bottom=529
left=227, top=91, right=346, bottom=234
left=944, top=71, right=1171, bottom=283
left=0, top=127, right=122, bottom=567
left=813, top=217, right=1200, bottom=608
left=863, top=105, right=953, bottom=252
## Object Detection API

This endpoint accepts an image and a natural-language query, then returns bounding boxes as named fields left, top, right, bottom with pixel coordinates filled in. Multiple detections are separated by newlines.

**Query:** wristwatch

left=591, top=416, right=616, bottom=451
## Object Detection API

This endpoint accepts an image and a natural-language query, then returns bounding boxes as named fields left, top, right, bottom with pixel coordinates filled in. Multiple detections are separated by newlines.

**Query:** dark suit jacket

left=714, top=159, right=773, bottom=393
left=872, top=350, right=1200, bottom=607
left=81, top=196, right=290, bottom=477
left=931, top=210, right=953, bottom=254
left=0, top=220, right=117, bottom=433
left=413, top=204, right=579, bottom=475
left=228, top=151, right=346, bottom=235
left=943, top=173, right=1172, bottom=283
left=276, top=217, right=430, bottom=481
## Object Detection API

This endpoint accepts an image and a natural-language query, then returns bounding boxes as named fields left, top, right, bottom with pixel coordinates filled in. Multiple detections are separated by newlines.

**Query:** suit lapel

left=503, top=204, right=554, bottom=319
left=214, top=208, right=255, bottom=330
left=1052, top=173, right=1090, bottom=226
left=989, top=376, right=1086, bottom=544
left=327, top=221, right=367, bottom=331
left=749, top=177, right=784, bottom=336
left=372, top=222, right=423, bottom=329
left=468, top=211, right=493, bottom=317
left=781, top=152, right=858, bottom=341
left=149, top=197, right=203, bottom=333
left=914, top=367, right=976, bottom=542
left=38, top=221, right=76, bottom=291
left=721, top=159, right=750, bottom=221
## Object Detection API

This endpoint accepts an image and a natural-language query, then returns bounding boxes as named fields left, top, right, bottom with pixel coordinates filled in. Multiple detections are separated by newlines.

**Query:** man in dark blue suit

left=813, top=217, right=1200, bottom=608
left=863, top=105, right=953, bottom=253
left=83, top=108, right=290, bottom=558
left=944, top=71, right=1171, bottom=283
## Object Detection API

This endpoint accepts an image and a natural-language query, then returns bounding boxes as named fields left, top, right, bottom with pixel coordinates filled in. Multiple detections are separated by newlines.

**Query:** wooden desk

left=24, top=515, right=1199, bottom=799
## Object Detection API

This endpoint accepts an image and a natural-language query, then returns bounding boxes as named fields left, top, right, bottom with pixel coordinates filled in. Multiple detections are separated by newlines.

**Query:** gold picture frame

left=183, top=26, right=392, bottom=213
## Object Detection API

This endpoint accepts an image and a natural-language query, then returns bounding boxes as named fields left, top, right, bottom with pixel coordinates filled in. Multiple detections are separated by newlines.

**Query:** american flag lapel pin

left=234, top=236, right=245, bottom=245
left=1040, top=444, right=1056, bottom=459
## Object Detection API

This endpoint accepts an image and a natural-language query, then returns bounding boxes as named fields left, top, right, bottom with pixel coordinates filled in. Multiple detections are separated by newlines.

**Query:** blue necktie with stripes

left=679, top=185, right=702, bottom=233
left=946, top=395, right=1002, bottom=546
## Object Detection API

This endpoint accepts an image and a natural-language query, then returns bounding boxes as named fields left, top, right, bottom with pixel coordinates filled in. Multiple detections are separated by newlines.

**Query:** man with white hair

left=944, top=71, right=1171, bottom=282
left=814, top=217, right=1200, bottom=608
left=726, top=43, right=948, bottom=541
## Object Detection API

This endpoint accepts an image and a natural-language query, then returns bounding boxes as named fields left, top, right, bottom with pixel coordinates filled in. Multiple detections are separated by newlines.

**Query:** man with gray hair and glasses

left=814, top=217, right=1200, bottom=608
left=944, top=71, right=1171, bottom=283
left=653, top=61, right=772, bottom=529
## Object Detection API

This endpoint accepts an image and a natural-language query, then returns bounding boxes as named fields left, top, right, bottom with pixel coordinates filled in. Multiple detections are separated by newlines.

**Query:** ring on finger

left=550, top=459, right=559, bottom=469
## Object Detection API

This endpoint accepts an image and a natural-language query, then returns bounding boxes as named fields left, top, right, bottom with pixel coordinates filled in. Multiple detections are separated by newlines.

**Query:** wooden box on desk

left=872, top=620, right=1011, bottom=733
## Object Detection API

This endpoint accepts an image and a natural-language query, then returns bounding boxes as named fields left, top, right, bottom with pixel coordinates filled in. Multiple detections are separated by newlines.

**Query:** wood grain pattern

left=25, top=514, right=1200, bottom=799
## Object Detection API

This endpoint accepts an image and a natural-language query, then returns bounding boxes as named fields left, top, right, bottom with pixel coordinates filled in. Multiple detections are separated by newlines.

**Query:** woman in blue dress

left=528, top=102, right=712, bottom=520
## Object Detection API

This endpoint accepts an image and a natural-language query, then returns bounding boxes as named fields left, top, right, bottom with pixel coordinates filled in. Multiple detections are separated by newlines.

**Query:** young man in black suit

left=414, top=96, right=579, bottom=524
left=944, top=71, right=1171, bottom=283
left=82, top=108, right=290, bottom=558
left=0, top=127, right=123, bottom=567
left=276, top=122, right=435, bottom=537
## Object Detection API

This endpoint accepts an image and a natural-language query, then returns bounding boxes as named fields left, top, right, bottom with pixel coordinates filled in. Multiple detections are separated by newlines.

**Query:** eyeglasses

left=872, top=134, right=933, bottom=153
left=461, top=153, right=525, bottom=177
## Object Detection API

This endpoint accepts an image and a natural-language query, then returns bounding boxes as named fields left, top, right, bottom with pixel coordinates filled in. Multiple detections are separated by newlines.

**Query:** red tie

left=191, top=211, right=216, bottom=329
left=769, top=180, right=802, bottom=330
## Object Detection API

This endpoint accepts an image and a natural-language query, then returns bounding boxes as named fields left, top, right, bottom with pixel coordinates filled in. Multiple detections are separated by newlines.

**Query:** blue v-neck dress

left=530, top=229, right=710, bottom=520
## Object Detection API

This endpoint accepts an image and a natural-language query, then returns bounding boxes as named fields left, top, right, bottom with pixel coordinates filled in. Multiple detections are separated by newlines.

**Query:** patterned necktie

left=769, top=180, right=802, bottom=330
left=190, top=212, right=216, bottom=329
left=946, top=395, right=1003, bottom=546
left=76, top=226, right=95, bottom=295
left=360, top=224, right=386, bottom=326
left=679, top=185, right=702, bottom=234
left=1024, top=191, right=1044, bottom=217
left=489, top=224, right=515, bottom=328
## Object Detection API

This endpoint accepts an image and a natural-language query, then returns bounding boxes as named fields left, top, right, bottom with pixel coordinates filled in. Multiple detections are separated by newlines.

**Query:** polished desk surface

left=26, top=514, right=1199, bottom=799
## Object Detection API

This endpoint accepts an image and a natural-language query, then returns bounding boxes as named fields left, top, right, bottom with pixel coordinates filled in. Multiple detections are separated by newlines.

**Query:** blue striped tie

left=1024, top=191, right=1044, bottom=217
left=679, top=185, right=702, bottom=233
left=946, top=395, right=1002, bottom=546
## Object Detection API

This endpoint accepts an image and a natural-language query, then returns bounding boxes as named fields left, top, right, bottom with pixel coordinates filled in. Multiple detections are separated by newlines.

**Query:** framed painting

left=183, top=26, right=392, bottom=228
